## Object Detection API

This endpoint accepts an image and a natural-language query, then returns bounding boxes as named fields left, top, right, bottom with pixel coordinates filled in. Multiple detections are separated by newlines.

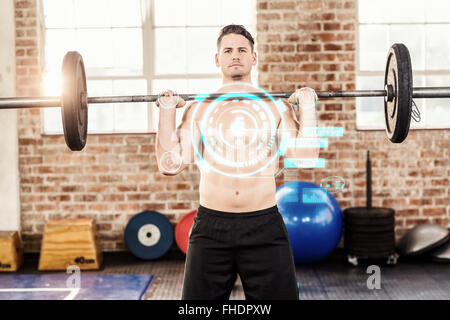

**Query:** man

left=155, top=24, right=320, bottom=300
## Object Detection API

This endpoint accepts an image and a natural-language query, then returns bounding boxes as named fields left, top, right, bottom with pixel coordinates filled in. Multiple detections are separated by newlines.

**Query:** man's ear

left=215, top=53, right=220, bottom=67
left=252, top=51, right=257, bottom=66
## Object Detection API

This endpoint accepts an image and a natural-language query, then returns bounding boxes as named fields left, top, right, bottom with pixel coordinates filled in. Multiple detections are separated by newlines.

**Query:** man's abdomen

left=198, top=173, right=278, bottom=212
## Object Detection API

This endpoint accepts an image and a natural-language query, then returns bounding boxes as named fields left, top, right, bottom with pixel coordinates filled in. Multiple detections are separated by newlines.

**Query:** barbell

left=0, top=43, right=450, bottom=151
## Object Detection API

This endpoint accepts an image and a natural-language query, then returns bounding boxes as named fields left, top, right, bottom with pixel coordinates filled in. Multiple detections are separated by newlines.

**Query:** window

left=43, top=0, right=147, bottom=134
left=151, top=0, right=257, bottom=130
left=357, top=0, right=450, bottom=130
left=42, top=0, right=257, bottom=134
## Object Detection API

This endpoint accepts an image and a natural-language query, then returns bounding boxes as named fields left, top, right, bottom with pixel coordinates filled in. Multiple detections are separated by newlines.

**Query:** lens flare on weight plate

left=190, top=82, right=289, bottom=178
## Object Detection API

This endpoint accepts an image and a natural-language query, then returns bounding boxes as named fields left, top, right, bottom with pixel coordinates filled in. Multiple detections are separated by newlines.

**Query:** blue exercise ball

left=276, top=181, right=343, bottom=264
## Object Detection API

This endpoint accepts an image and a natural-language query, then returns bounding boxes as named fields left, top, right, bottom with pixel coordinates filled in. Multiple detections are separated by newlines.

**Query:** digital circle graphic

left=190, top=82, right=288, bottom=178
left=320, top=176, right=346, bottom=194
left=160, top=151, right=182, bottom=173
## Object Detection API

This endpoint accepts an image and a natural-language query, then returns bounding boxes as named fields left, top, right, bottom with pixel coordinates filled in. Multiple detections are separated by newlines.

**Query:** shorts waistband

left=197, top=204, right=278, bottom=218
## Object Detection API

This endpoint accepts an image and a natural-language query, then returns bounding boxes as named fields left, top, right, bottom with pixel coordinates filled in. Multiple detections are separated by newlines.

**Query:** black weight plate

left=347, top=248, right=396, bottom=256
left=345, top=237, right=395, bottom=246
left=347, top=231, right=394, bottom=242
left=384, top=43, right=412, bottom=143
left=347, top=243, right=395, bottom=250
left=345, top=218, right=395, bottom=226
left=344, top=214, right=395, bottom=221
left=344, top=240, right=395, bottom=250
left=346, top=229, right=395, bottom=236
left=345, top=216, right=395, bottom=227
left=346, top=240, right=395, bottom=249
left=345, top=233, right=395, bottom=239
left=344, top=207, right=395, bottom=219
left=346, top=233, right=395, bottom=242
left=344, top=217, right=395, bottom=227
left=61, top=51, right=88, bottom=151
left=344, top=224, right=395, bottom=233
left=346, top=235, right=395, bottom=242
left=349, top=250, right=396, bottom=257
left=347, top=251, right=395, bottom=259
left=346, top=252, right=395, bottom=259
left=345, top=233, right=394, bottom=242
left=125, top=211, right=174, bottom=260
left=346, top=246, right=396, bottom=254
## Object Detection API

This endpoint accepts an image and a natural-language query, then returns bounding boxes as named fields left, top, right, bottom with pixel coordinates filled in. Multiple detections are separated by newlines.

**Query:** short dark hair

left=217, top=24, right=255, bottom=52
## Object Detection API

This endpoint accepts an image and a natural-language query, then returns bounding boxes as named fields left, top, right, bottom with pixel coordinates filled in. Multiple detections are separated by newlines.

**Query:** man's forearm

left=155, top=107, right=183, bottom=173
left=157, top=107, right=178, bottom=150
left=291, top=104, right=320, bottom=160
left=295, top=106, right=318, bottom=136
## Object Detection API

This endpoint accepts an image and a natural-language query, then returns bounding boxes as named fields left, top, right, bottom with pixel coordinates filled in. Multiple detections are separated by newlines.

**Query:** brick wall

left=15, top=0, right=201, bottom=252
left=15, top=0, right=46, bottom=251
left=257, top=0, right=450, bottom=244
left=15, top=0, right=449, bottom=252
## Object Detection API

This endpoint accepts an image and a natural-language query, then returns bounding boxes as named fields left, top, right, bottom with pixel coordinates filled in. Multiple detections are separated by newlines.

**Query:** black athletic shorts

left=181, top=204, right=299, bottom=300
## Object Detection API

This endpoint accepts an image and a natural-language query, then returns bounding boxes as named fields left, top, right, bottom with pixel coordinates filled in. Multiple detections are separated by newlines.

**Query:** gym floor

left=12, top=249, right=450, bottom=300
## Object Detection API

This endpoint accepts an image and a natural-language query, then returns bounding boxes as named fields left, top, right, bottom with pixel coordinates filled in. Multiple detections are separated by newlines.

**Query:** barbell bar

left=2, top=87, right=450, bottom=109
left=0, top=43, right=449, bottom=151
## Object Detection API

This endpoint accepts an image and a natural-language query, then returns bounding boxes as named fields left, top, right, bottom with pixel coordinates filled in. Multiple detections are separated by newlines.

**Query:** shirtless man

left=155, top=24, right=319, bottom=300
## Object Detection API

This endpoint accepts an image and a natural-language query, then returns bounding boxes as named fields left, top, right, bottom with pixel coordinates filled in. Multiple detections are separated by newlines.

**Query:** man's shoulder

left=182, top=100, right=199, bottom=114
left=281, top=97, right=291, bottom=105
left=179, top=100, right=204, bottom=127
left=184, top=99, right=211, bottom=117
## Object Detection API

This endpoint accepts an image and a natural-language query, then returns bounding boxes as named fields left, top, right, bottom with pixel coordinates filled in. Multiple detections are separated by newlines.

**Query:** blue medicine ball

left=276, top=181, right=343, bottom=264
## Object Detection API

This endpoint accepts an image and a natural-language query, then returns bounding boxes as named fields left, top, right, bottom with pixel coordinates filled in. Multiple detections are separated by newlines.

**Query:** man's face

left=215, top=33, right=257, bottom=80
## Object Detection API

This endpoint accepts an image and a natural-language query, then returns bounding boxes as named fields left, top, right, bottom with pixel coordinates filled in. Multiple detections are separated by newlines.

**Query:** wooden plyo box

left=38, top=219, right=103, bottom=271
left=0, top=231, right=23, bottom=272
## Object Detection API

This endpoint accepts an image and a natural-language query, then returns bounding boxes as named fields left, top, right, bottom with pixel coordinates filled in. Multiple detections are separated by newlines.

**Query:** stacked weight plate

left=344, top=207, right=396, bottom=259
left=343, top=151, right=398, bottom=266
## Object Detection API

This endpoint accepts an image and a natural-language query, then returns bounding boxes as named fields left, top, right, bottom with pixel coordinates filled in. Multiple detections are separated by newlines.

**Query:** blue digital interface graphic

left=186, top=83, right=343, bottom=178
left=284, top=158, right=326, bottom=168
left=302, top=188, right=327, bottom=203
left=287, top=137, right=328, bottom=148
left=320, top=176, right=346, bottom=193
left=302, top=127, right=344, bottom=137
